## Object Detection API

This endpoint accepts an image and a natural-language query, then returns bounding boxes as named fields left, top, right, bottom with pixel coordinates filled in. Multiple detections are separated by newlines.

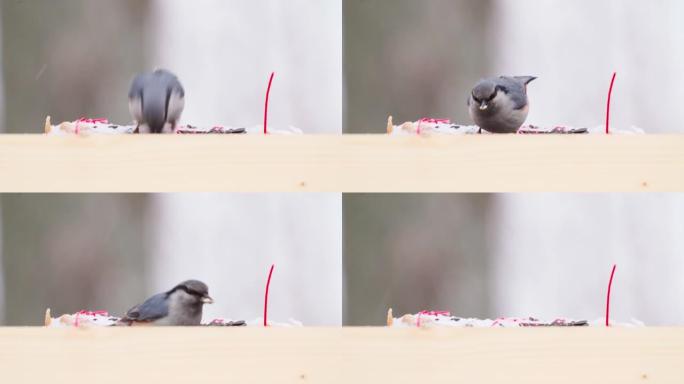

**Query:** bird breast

left=470, top=92, right=529, bottom=133
left=157, top=290, right=203, bottom=326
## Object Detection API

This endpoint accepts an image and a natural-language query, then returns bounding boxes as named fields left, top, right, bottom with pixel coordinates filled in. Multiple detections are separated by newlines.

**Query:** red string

left=76, top=118, right=109, bottom=124
left=605, top=72, right=617, bottom=134
left=264, top=72, right=275, bottom=135
left=416, top=118, right=451, bottom=135
left=74, top=310, right=109, bottom=327
left=76, top=310, right=109, bottom=316
left=74, top=117, right=109, bottom=136
left=264, top=264, right=275, bottom=327
left=416, top=310, right=451, bottom=327
left=605, top=264, right=617, bottom=327
left=419, top=310, right=451, bottom=316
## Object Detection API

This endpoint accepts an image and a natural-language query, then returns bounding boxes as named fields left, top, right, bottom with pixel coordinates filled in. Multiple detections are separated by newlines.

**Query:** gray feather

left=468, top=75, right=536, bottom=133
left=128, top=69, right=185, bottom=134
left=125, top=293, right=169, bottom=322
left=120, top=280, right=211, bottom=326
left=493, top=76, right=533, bottom=110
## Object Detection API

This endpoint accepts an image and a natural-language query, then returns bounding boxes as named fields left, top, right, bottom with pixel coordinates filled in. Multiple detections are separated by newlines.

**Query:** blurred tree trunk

left=343, top=0, right=494, bottom=325
left=1, top=195, right=148, bottom=325
left=0, top=0, right=149, bottom=325
left=345, top=194, right=493, bottom=325
left=344, top=0, right=493, bottom=133
left=1, top=0, right=149, bottom=132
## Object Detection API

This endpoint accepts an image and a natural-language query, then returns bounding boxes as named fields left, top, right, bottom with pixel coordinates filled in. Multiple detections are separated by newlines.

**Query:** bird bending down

left=128, top=69, right=185, bottom=134
left=468, top=76, right=536, bottom=133
left=118, top=280, right=213, bottom=326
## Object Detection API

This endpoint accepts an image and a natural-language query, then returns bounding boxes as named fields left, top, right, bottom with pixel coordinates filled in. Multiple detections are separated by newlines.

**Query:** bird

left=468, top=76, right=537, bottom=133
left=128, top=69, right=185, bottom=134
left=118, top=280, right=213, bottom=326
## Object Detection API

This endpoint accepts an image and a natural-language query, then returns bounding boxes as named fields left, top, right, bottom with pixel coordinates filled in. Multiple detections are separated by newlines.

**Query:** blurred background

left=0, top=0, right=342, bottom=325
left=344, top=0, right=684, bottom=325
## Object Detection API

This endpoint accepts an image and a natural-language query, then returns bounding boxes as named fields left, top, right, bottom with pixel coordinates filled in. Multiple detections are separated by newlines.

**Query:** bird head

left=471, top=80, right=498, bottom=111
left=172, top=280, right=214, bottom=305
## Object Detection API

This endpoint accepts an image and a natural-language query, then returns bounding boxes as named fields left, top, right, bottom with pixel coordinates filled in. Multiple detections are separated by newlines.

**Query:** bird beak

left=201, top=296, right=214, bottom=304
left=479, top=101, right=489, bottom=111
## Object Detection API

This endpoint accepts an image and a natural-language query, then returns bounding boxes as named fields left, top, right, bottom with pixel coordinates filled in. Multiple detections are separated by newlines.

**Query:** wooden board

left=0, top=135, right=683, bottom=192
left=0, top=327, right=682, bottom=383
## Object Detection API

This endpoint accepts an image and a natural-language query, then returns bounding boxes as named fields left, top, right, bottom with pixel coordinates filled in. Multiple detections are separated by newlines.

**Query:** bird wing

left=128, top=74, right=148, bottom=123
left=124, top=293, right=169, bottom=322
left=128, top=73, right=148, bottom=99
left=128, top=98, right=143, bottom=124
left=497, top=77, right=528, bottom=110
left=162, top=72, right=185, bottom=124
left=166, top=88, right=185, bottom=124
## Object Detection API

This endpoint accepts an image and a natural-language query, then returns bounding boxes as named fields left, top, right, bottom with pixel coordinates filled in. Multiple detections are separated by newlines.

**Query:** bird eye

left=472, top=93, right=481, bottom=103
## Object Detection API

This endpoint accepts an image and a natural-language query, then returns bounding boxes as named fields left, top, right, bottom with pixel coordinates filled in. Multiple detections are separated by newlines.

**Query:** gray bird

left=119, top=280, right=213, bottom=326
left=468, top=76, right=537, bottom=133
left=128, top=69, right=185, bottom=134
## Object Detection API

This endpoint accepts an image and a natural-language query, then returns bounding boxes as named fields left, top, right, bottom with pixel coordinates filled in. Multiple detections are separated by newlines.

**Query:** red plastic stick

left=264, top=72, right=275, bottom=134
left=264, top=264, right=275, bottom=326
left=605, top=264, right=617, bottom=327
left=606, top=72, right=617, bottom=134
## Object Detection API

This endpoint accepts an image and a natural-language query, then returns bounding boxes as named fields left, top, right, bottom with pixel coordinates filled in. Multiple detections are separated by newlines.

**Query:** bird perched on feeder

left=468, top=76, right=537, bottom=133
left=118, top=280, right=213, bottom=326
left=128, top=69, right=185, bottom=134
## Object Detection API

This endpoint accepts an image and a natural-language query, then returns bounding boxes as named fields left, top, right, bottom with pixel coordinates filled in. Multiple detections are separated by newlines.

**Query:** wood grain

left=0, top=327, right=682, bottom=383
left=0, top=134, right=682, bottom=192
